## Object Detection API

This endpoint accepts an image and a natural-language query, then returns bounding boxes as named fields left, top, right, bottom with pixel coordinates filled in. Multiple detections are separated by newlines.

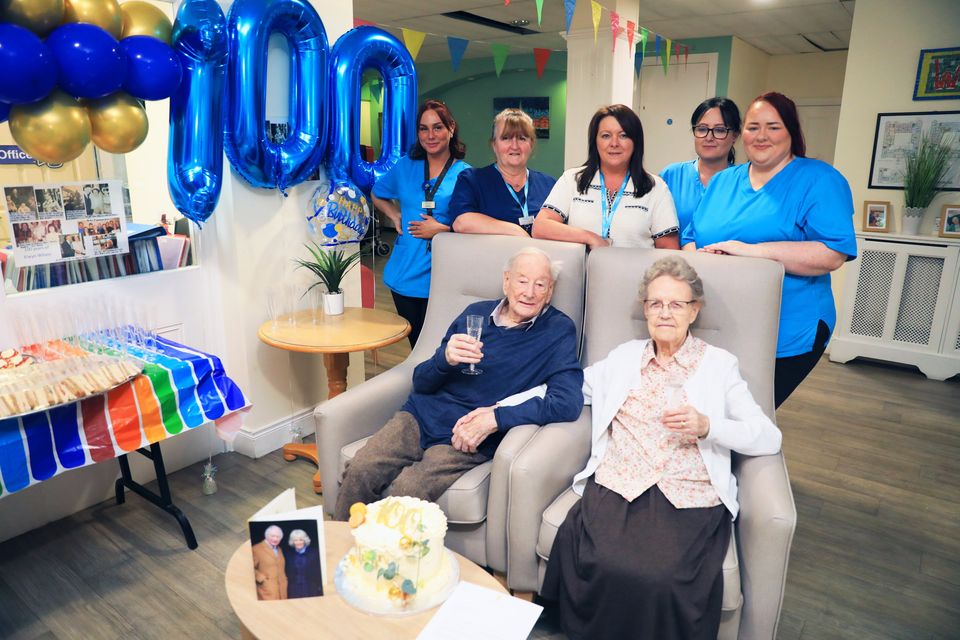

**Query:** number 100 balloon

left=168, top=0, right=418, bottom=226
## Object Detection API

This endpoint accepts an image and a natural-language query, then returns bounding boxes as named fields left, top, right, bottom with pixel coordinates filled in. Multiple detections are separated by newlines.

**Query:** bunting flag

left=662, top=37, right=672, bottom=74
left=654, top=34, right=661, bottom=61
left=533, top=47, right=552, bottom=79
left=535, top=0, right=544, bottom=25
left=0, top=336, right=248, bottom=499
left=401, top=28, right=426, bottom=61
left=564, top=0, right=576, bottom=34
left=591, top=1, right=602, bottom=42
left=635, top=28, right=648, bottom=77
left=626, top=20, right=636, bottom=53
left=447, top=37, right=469, bottom=72
left=684, top=45, right=689, bottom=66
left=370, top=80, right=383, bottom=103
left=491, top=43, right=510, bottom=77
left=609, top=11, right=620, bottom=52
left=675, top=41, right=681, bottom=63
left=353, top=18, right=376, bottom=28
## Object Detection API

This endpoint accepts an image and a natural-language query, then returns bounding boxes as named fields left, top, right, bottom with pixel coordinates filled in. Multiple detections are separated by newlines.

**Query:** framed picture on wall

left=862, top=201, right=891, bottom=233
left=867, top=111, right=960, bottom=190
left=492, top=97, right=550, bottom=138
left=940, top=204, right=960, bottom=238
left=913, top=47, right=960, bottom=101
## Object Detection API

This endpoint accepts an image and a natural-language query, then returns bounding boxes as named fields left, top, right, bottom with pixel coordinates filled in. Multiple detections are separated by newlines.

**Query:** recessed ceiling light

left=510, top=19, right=529, bottom=27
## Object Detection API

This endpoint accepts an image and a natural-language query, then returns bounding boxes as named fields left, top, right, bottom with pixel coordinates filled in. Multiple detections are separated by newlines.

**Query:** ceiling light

left=510, top=19, right=529, bottom=27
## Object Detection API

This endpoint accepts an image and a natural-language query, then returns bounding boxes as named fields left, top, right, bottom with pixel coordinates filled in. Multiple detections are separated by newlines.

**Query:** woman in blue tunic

left=660, top=97, right=741, bottom=237
left=372, top=100, right=470, bottom=346
left=448, top=108, right=556, bottom=237
left=682, top=92, right=857, bottom=407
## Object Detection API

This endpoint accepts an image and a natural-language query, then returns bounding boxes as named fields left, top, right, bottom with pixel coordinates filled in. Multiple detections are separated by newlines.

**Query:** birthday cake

left=338, top=496, right=457, bottom=614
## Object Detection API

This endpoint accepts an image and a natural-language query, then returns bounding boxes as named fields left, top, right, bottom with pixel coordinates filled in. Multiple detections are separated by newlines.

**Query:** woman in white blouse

left=541, top=255, right=781, bottom=640
left=532, top=104, right=679, bottom=249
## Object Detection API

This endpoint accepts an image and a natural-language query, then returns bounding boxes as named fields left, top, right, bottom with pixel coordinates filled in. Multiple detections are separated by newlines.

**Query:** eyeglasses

left=643, top=299, right=696, bottom=313
left=692, top=125, right=733, bottom=140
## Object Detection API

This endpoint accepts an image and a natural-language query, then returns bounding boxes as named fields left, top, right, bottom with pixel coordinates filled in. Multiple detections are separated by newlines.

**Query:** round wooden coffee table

left=258, top=308, right=410, bottom=492
left=225, top=521, right=508, bottom=639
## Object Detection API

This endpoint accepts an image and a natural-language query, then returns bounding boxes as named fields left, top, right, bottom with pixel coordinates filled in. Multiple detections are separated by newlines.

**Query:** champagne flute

left=662, top=377, right=684, bottom=444
left=462, top=314, right=484, bottom=375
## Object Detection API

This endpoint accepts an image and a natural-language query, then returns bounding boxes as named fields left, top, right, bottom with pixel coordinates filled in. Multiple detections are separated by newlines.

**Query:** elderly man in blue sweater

left=334, top=247, right=583, bottom=520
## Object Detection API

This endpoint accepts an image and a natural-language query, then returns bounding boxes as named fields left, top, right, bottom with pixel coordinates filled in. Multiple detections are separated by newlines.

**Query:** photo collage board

left=3, top=180, right=129, bottom=268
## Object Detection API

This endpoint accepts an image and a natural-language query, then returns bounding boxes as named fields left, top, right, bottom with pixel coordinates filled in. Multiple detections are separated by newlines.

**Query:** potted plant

left=295, top=242, right=361, bottom=316
left=902, top=134, right=952, bottom=235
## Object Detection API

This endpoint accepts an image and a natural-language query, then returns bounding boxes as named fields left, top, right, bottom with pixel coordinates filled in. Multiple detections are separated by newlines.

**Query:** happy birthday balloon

left=306, top=179, right=370, bottom=246
left=1, top=0, right=65, bottom=37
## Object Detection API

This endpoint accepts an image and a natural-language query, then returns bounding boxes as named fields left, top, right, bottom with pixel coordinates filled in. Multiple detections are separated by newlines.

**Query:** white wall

left=0, top=0, right=358, bottom=541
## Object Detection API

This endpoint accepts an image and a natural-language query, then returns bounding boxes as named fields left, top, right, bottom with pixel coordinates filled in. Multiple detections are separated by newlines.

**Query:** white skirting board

left=231, top=408, right=317, bottom=459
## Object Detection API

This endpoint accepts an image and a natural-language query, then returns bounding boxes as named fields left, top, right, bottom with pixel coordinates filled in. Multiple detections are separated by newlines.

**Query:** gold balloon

left=0, top=0, right=65, bottom=37
left=120, top=1, right=171, bottom=43
left=62, top=0, right=122, bottom=39
left=9, top=91, right=92, bottom=164
left=86, top=92, right=149, bottom=154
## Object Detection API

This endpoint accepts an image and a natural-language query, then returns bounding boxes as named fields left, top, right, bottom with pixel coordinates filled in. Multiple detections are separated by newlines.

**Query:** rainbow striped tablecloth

left=0, top=336, right=247, bottom=499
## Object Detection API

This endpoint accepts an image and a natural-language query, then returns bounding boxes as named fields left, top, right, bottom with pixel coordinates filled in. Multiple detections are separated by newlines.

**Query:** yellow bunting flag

left=401, top=28, right=426, bottom=61
left=662, top=37, right=671, bottom=74
left=591, top=1, right=602, bottom=43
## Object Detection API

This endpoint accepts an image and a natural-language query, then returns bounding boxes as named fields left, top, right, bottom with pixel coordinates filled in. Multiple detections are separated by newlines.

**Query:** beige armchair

left=314, top=233, right=586, bottom=570
left=505, top=247, right=796, bottom=640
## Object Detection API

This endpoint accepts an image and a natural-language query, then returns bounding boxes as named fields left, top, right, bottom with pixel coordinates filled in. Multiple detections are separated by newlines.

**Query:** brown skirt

left=541, top=478, right=732, bottom=640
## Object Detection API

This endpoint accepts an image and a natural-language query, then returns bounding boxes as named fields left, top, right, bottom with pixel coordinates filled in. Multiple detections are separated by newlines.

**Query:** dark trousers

left=774, top=319, right=831, bottom=408
left=390, top=291, right=428, bottom=348
left=333, top=411, right=487, bottom=521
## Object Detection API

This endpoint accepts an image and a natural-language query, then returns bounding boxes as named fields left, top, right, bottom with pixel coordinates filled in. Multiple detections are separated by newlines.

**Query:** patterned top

left=594, top=334, right=721, bottom=508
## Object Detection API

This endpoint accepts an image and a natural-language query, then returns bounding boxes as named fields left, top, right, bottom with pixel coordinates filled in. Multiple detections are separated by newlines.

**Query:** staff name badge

left=421, top=200, right=436, bottom=210
left=518, top=215, right=535, bottom=227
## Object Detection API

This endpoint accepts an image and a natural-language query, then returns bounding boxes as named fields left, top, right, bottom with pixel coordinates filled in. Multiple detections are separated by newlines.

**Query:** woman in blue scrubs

left=660, top=97, right=741, bottom=237
left=372, top=100, right=470, bottom=346
left=682, top=92, right=857, bottom=407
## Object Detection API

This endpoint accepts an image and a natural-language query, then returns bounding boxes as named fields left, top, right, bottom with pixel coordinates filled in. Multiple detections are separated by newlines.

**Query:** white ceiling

left=352, top=0, right=855, bottom=62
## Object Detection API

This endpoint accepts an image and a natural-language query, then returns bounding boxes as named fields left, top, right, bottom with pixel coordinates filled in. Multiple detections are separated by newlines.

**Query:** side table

left=257, top=308, right=410, bottom=492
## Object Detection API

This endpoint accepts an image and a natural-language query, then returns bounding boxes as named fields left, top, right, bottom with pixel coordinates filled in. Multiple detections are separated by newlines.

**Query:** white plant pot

left=323, top=291, right=344, bottom=315
left=901, top=212, right=924, bottom=236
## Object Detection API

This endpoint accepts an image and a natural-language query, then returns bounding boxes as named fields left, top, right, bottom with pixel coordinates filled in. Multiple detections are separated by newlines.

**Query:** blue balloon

left=306, top=179, right=370, bottom=246
left=225, top=0, right=329, bottom=191
left=46, top=23, right=127, bottom=99
left=0, top=102, right=10, bottom=124
left=121, top=36, right=183, bottom=101
left=168, top=0, right=228, bottom=226
left=0, top=23, right=57, bottom=104
left=328, top=27, right=417, bottom=194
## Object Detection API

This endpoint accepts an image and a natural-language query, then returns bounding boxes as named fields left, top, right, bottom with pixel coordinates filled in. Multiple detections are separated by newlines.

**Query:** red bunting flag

left=626, top=20, right=636, bottom=52
left=684, top=45, right=689, bottom=66
left=533, top=48, right=552, bottom=79
left=353, top=18, right=376, bottom=28
left=610, top=11, right=621, bottom=53
left=674, top=42, right=681, bottom=63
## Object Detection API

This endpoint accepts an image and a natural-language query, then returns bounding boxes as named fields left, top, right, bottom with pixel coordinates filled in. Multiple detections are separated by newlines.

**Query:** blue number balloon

left=45, top=23, right=127, bottom=99
left=121, top=36, right=183, bottom=101
left=0, top=23, right=57, bottom=104
left=328, top=27, right=417, bottom=194
left=224, top=0, right=329, bottom=192
left=167, top=0, right=228, bottom=226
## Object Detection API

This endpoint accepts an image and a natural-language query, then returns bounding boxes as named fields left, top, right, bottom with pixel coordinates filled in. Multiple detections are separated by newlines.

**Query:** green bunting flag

left=535, top=0, right=544, bottom=25
left=491, top=44, right=510, bottom=77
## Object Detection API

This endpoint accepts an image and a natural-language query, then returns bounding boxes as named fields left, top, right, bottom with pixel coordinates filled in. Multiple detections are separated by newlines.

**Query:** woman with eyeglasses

left=532, top=104, right=679, bottom=249
left=660, top=97, right=741, bottom=237
left=542, top=255, right=781, bottom=640
left=682, top=92, right=857, bottom=407
left=372, top=99, right=470, bottom=347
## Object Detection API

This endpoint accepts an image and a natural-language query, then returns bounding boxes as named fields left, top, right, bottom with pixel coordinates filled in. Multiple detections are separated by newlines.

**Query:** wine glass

left=462, top=314, right=484, bottom=375
left=662, top=376, right=685, bottom=444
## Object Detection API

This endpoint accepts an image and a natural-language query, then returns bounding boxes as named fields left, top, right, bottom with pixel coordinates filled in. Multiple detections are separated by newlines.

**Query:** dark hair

left=752, top=91, right=805, bottom=158
left=691, top=97, right=741, bottom=164
left=409, top=99, right=466, bottom=160
left=576, top=104, right=654, bottom=197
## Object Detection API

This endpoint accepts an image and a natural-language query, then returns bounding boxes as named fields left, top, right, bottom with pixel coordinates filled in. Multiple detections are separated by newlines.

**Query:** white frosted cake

left=340, top=496, right=454, bottom=611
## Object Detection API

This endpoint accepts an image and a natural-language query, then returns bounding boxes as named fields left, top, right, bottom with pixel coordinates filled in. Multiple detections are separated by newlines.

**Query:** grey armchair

left=314, top=233, right=586, bottom=570
left=505, top=247, right=797, bottom=640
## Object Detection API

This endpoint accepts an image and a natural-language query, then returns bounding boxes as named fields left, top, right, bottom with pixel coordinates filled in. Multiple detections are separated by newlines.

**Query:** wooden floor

left=1, top=235, right=958, bottom=639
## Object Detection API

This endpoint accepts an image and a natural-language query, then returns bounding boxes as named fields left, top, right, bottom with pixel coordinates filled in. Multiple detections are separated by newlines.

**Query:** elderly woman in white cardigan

left=541, top=255, right=782, bottom=640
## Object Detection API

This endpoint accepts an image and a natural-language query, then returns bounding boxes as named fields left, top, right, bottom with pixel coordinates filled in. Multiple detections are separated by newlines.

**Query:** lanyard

left=422, top=155, right=455, bottom=204
left=599, top=171, right=630, bottom=239
left=495, top=166, right=530, bottom=224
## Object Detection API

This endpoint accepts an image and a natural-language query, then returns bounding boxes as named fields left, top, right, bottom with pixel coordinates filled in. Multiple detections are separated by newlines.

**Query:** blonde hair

left=490, top=108, right=536, bottom=149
